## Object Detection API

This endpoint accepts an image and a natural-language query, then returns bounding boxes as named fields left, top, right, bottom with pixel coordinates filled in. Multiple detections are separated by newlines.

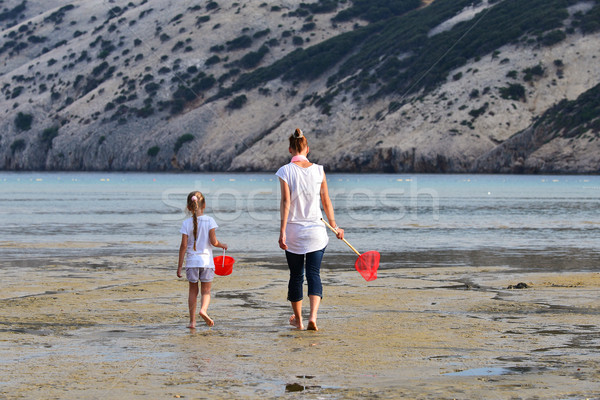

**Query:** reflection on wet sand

left=0, top=251, right=599, bottom=399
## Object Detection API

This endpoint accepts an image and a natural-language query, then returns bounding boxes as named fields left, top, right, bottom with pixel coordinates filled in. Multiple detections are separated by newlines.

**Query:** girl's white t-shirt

left=179, top=215, right=218, bottom=268
left=276, top=162, right=329, bottom=254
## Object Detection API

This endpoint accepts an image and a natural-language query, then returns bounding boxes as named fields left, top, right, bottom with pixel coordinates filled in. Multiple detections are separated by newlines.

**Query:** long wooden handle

left=321, top=218, right=361, bottom=256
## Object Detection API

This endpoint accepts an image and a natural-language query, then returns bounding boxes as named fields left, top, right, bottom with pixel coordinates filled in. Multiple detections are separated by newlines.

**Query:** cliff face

left=1, top=0, right=599, bottom=173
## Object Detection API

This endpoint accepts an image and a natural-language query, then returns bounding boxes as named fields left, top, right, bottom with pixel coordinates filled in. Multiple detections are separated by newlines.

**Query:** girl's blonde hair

left=289, top=128, right=307, bottom=153
left=187, top=191, right=206, bottom=251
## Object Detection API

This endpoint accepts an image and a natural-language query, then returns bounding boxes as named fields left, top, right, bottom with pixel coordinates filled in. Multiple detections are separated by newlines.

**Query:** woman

left=276, top=128, right=344, bottom=331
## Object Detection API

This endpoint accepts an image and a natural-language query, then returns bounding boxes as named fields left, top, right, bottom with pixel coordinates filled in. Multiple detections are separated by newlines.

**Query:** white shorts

left=186, top=268, right=215, bottom=283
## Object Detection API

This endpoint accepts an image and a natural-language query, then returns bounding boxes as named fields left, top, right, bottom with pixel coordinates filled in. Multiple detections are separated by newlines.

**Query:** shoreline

left=1, top=254, right=599, bottom=399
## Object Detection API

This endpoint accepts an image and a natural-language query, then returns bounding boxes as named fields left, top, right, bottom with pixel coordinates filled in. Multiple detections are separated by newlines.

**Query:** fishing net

left=354, top=250, right=380, bottom=281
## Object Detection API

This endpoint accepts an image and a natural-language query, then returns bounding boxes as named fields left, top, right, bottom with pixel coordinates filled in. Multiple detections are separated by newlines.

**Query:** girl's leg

left=188, top=282, right=199, bottom=328
left=199, top=282, right=214, bottom=327
left=285, top=251, right=305, bottom=329
left=305, top=248, right=325, bottom=331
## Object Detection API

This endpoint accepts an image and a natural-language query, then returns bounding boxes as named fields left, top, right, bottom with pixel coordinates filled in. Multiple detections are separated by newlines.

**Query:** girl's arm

left=177, top=234, right=188, bottom=278
left=320, top=173, right=344, bottom=240
left=209, top=228, right=228, bottom=250
left=278, top=178, right=291, bottom=250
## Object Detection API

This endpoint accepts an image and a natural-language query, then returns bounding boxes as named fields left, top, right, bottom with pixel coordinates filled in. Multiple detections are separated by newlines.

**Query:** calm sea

left=0, top=172, right=598, bottom=271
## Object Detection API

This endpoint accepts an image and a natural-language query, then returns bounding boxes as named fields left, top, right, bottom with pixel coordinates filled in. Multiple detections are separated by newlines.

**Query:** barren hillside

left=1, top=0, right=599, bottom=173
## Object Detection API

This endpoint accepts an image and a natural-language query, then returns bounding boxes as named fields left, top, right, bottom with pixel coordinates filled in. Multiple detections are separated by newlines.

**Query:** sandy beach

left=1, top=251, right=599, bottom=400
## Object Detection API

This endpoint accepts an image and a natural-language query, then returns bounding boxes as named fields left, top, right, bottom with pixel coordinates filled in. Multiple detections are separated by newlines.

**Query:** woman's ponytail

left=289, top=128, right=307, bottom=153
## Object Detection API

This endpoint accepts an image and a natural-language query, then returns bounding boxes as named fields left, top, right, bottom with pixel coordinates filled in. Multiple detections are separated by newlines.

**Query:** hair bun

left=294, top=128, right=303, bottom=138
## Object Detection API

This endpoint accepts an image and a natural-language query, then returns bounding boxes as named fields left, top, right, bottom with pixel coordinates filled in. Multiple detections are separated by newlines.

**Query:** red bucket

left=214, top=255, right=235, bottom=276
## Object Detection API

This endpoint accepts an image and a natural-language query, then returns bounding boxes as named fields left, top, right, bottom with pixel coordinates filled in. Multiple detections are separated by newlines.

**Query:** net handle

left=321, top=218, right=361, bottom=257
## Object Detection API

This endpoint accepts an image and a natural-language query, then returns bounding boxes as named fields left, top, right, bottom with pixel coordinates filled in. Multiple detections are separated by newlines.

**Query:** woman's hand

left=221, top=243, right=228, bottom=251
left=335, top=227, right=345, bottom=240
left=278, top=232, right=288, bottom=250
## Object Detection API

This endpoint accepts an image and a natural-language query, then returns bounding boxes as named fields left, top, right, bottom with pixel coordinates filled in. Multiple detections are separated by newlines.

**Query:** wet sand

left=1, top=254, right=599, bottom=399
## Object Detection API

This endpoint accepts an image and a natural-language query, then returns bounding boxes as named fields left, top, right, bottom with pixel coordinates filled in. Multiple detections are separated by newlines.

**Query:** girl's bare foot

left=289, top=315, right=304, bottom=329
left=199, top=311, right=214, bottom=327
left=187, top=321, right=196, bottom=329
left=307, top=320, right=318, bottom=331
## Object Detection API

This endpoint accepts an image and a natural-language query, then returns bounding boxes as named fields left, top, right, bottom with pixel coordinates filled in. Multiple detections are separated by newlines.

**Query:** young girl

left=177, top=191, right=227, bottom=328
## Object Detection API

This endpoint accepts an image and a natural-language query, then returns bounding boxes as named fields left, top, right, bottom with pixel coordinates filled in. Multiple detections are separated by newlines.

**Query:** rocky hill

left=1, top=0, right=599, bottom=173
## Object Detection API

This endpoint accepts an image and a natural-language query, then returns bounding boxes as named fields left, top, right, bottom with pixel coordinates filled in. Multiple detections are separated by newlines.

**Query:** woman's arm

left=278, top=178, right=290, bottom=250
left=177, top=234, right=188, bottom=278
left=320, top=173, right=344, bottom=239
left=209, top=228, right=228, bottom=250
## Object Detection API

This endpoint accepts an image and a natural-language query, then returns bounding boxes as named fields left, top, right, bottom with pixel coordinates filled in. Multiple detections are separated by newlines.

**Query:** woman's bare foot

left=199, top=311, right=214, bottom=327
left=187, top=321, right=196, bottom=329
left=307, top=320, right=318, bottom=331
left=289, top=315, right=304, bottom=330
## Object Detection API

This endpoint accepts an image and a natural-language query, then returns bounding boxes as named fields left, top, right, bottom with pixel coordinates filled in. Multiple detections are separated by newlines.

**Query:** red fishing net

left=354, top=250, right=380, bottom=281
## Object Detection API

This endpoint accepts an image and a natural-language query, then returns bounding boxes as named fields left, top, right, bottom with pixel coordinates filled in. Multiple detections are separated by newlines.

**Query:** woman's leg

left=188, top=282, right=199, bottom=328
left=285, top=251, right=305, bottom=329
left=199, top=281, right=214, bottom=327
left=305, top=248, right=325, bottom=331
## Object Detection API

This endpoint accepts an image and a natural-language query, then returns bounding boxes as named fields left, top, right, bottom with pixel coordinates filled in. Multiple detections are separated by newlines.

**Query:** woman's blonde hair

left=289, top=128, right=307, bottom=153
left=186, top=191, right=205, bottom=251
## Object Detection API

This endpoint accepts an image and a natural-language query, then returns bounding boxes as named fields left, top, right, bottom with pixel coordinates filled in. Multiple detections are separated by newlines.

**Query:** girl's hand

left=221, top=243, right=228, bottom=251
left=278, top=232, right=288, bottom=250
left=177, top=267, right=183, bottom=278
left=335, top=227, right=345, bottom=240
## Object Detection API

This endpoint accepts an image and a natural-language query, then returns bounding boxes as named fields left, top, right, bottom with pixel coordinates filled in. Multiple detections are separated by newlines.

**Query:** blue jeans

left=285, top=247, right=326, bottom=302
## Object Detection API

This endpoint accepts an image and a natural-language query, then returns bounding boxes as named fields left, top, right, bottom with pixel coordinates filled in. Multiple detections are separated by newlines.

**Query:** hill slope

left=1, top=0, right=599, bottom=173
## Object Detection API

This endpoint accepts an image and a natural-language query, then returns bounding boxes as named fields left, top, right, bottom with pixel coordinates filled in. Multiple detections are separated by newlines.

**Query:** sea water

left=0, top=172, right=598, bottom=271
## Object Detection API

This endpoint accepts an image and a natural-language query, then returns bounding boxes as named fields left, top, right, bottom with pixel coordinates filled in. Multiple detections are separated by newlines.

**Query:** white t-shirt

left=179, top=215, right=218, bottom=268
left=276, top=162, right=329, bottom=254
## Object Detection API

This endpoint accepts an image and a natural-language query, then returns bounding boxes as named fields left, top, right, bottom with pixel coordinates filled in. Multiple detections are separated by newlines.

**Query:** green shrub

left=226, top=35, right=252, bottom=51
left=195, top=76, right=216, bottom=91
left=227, top=94, right=247, bottom=110
left=174, top=133, right=194, bottom=152
left=147, top=146, right=160, bottom=156
left=145, top=82, right=160, bottom=94
left=92, top=61, right=109, bottom=76
left=15, top=112, right=33, bottom=131
left=499, top=83, right=526, bottom=101
left=301, top=22, right=316, bottom=32
left=205, top=55, right=221, bottom=66
left=540, top=29, right=566, bottom=46
left=292, top=36, right=304, bottom=46
left=196, top=15, right=210, bottom=26
left=468, top=103, right=488, bottom=119
left=40, top=126, right=59, bottom=149
left=11, top=86, right=24, bottom=99
left=523, top=64, right=545, bottom=81
left=239, top=45, right=269, bottom=69
left=10, top=139, right=26, bottom=154
left=172, top=41, right=185, bottom=52
left=253, top=28, right=270, bottom=39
